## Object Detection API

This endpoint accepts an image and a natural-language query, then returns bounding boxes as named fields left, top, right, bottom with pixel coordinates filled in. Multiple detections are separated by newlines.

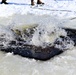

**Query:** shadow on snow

left=0, top=2, right=30, bottom=6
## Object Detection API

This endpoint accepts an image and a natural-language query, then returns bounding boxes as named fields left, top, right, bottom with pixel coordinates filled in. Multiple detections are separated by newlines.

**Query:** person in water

left=31, top=0, right=44, bottom=5
left=1, top=0, right=8, bottom=4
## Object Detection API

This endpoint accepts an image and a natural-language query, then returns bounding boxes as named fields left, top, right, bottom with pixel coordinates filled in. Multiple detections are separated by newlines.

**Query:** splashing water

left=0, top=14, right=74, bottom=50
left=30, top=24, right=74, bottom=49
left=0, top=26, right=15, bottom=48
left=0, top=14, right=76, bottom=75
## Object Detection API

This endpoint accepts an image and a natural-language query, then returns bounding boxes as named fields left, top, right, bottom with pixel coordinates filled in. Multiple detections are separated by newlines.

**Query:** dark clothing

left=31, top=0, right=44, bottom=5
left=1, top=0, right=8, bottom=4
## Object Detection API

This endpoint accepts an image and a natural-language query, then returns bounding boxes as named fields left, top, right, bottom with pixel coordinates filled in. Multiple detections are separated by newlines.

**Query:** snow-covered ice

left=0, top=0, right=76, bottom=18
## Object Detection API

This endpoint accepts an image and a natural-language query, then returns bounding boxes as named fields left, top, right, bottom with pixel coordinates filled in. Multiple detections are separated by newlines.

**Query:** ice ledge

left=0, top=3, right=76, bottom=18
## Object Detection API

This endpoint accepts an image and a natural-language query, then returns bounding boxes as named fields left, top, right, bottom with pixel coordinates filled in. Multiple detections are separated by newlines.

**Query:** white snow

left=0, top=0, right=76, bottom=18
left=0, top=0, right=76, bottom=29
